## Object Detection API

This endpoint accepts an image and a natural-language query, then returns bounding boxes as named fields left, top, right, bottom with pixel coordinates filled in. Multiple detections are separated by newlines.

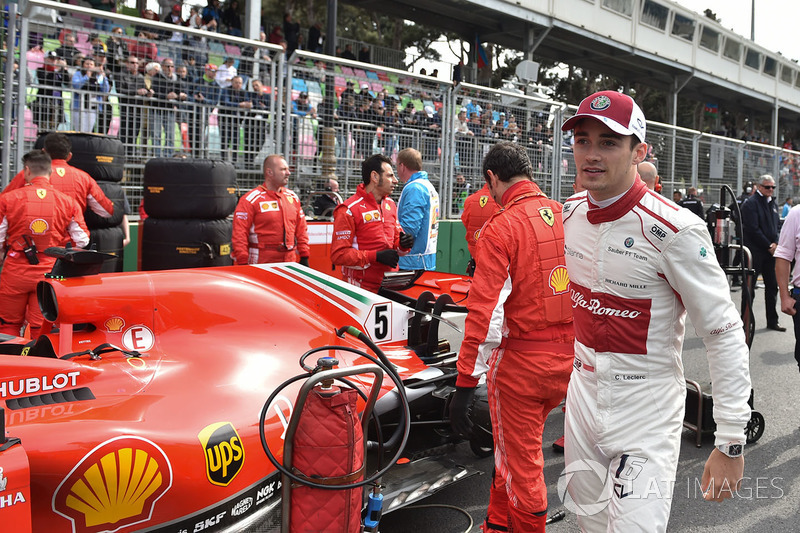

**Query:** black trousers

left=750, top=250, right=779, bottom=327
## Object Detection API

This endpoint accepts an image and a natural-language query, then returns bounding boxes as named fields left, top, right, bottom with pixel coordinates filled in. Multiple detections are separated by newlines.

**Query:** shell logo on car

left=52, top=436, right=172, bottom=532
left=103, top=317, right=125, bottom=333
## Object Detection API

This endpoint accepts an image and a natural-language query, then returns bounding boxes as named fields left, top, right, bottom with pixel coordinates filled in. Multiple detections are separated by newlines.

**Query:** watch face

left=729, top=444, right=743, bottom=456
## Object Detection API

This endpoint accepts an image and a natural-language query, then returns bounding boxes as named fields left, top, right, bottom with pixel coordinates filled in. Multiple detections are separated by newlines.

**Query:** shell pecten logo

left=53, top=436, right=172, bottom=532
left=104, top=317, right=125, bottom=333
left=549, top=265, right=570, bottom=294
left=30, top=218, right=49, bottom=234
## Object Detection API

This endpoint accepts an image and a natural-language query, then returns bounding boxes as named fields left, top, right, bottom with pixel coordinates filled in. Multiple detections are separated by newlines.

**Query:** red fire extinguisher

left=0, top=407, right=32, bottom=533
left=289, top=361, right=364, bottom=532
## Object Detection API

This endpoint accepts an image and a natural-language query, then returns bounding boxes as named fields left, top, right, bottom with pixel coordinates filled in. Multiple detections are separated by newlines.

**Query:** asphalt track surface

left=378, top=282, right=800, bottom=533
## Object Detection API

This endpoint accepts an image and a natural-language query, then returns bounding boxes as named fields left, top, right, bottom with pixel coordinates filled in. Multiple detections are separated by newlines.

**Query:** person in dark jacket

left=740, top=174, right=784, bottom=331
left=678, top=186, right=705, bottom=219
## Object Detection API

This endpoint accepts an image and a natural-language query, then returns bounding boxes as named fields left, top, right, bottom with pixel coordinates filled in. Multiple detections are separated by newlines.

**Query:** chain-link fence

left=4, top=0, right=800, bottom=218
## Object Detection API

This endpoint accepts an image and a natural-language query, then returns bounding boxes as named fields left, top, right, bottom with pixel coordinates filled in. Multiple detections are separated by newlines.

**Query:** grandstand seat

left=292, top=78, right=308, bottom=94
left=387, top=73, right=400, bottom=84
left=377, top=72, right=390, bottom=82
left=27, top=48, right=44, bottom=71
left=370, top=82, right=383, bottom=92
left=354, top=69, right=367, bottom=79
left=224, top=44, right=242, bottom=58
left=306, top=80, right=322, bottom=96
left=334, top=65, right=343, bottom=74
left=42, top=38, right=60, bottom=54
left=366, top=71, right=378, bottom=80
left=341, top=66, right=354, bottom=76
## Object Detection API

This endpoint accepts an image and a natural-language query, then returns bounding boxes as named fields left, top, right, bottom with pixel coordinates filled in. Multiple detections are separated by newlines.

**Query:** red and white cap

left=562, top=91, right=646, bottom=142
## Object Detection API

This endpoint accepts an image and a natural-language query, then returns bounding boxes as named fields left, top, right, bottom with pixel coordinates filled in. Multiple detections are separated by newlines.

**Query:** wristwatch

left=716, top=442, right=744, bottom=458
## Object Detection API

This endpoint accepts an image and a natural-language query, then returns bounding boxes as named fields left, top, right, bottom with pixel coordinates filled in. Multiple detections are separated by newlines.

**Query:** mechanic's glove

left=299, top=256, right=310, bottom=267
left=449, top=386, right=476, bottom=438
left=375, top=249, right=399, bottom=268
left=466, top=258, right=476, bottom=277
left=399, top=231, right=415, bottom=249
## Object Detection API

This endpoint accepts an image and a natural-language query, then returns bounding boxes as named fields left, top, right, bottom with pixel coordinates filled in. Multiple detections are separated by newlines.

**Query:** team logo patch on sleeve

left=362, top=210, right=381, bottom=223
left=479, top=196, right=489, bottom=208
left=259, top=201, right=279, bottom=212
left=539, top=207, right=555, bottom=227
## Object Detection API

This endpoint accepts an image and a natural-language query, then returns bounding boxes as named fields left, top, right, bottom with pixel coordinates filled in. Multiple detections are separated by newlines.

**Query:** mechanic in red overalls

left=330, top=154, right=413, bottom=292
left=450, top=142, right=573, bottom=533
left=2, top=133, right=114, bottom=219
left=231, top=155, right=310, bottom=265
left=460, top=182, right=497, bottom=276
left=0, top=151, right=90, bottom=338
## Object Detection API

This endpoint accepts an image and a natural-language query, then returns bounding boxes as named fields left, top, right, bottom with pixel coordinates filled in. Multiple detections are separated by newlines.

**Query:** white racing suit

left=561, top=179, right=751, bottom=532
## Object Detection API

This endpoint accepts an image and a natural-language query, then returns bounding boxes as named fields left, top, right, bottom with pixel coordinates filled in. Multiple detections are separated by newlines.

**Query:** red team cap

left=562, top=90, right=646, bottom=143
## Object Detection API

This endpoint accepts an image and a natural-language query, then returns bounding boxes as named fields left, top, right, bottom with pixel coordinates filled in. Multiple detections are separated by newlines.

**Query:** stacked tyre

left=36, top=133, right=128, bottom=272
left=141, top=159, right=237, bottom=271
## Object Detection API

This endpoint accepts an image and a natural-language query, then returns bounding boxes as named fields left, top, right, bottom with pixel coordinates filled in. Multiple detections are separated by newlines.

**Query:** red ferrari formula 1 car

left=0, top=249, right=486, bottom=533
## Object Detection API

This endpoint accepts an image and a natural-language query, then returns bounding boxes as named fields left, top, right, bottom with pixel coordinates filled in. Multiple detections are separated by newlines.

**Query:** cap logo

left=589, top=95, right=611, bottom=111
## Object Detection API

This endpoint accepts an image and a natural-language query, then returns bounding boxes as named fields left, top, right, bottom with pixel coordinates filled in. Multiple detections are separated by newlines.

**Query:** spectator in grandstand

left=215, top=56, right=237, bottom=88
left=90, top=47, right=114, bottom=134
left=340, top=80, right=357, bottom=104
left=267, top=25, right=283, bottom=45
left=219, top=75, right=252, bottom=164
left=162, top=4, right=188, bottom=62
left=335, top=94, right=357, bottom=121
left=247, top=79, right=271, bottom=163
left=71, top=57, right=110, bottom=133
left=54, top=32, right=80, bottom=66
left=128, top=30, right=159, bottom=68
left=106, top=26, right=129, bottom=80
left=137, top=9, right=162, bottom=40
left=454, top=108, right=475, bottom=169
left=117, top=56, right=147, bottom=157
left=420, top=105, right=441, bottom=160
left=221, top=0, right=243, bottom=36
left=201, top=0, right=222, bottom=32
left=33, top=51, right=69, bottom=131
left=152, top=58, right=187, bottom=157
left=86, top=0, right=114, bottom=31
left=184, top=55, right=201, bottom=83
left=358, top=45, right=371, bottom=63
left=341, top=44, right=357, bottom=61
left=308, top=21, right=324, bottom=53
left=283, top=12, right=300, bottom=55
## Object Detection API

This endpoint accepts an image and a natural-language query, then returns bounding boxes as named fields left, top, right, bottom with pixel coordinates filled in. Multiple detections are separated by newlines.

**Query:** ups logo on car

left=198, top=422, right=245, bottom=486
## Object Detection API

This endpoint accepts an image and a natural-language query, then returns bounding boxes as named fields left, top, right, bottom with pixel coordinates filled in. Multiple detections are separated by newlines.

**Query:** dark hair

left=43, top=132, right=71, bottom=159
left=361, top=154, right=392, bottom=185
left=22, top=150, right=52, bottom=176
left=482, top=142, right=533, bottom=183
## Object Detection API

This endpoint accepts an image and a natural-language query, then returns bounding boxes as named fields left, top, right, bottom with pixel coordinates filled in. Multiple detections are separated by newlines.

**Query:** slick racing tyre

left=84, top=181, right=127, bottom=230
left=143, top=158, right=238, bottom=220
left=88, top=225, right=125, bottom=273
left=141, top=218, right=233, bottom=271
left=37, top=132, right=125, bottom=182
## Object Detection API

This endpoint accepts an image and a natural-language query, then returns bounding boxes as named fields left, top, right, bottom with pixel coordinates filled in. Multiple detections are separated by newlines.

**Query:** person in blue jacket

left=396, top=147, right=440, bottom=270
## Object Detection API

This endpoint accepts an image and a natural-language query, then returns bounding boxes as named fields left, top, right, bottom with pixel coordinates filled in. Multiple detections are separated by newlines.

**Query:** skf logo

left=36, top=189, right=47, bottom=199
left=53, top=436, right=172, bottom=532
left=30, top=219, right=49, bottom=234
left=104, top=316, right=125, bottom=332
left=259, top=201, right=279, bottom=212
left=539, top=207, right=555, bottom=227
left=198, top=422, right=245, bottom=486
left=650, top=224, right=666, bottom=240
left=549, top=265, right=570, bottom=294
left=362, top=210, right=381, bottom=223
left=56, top=167, right=66, bottom=177
left=479, top=195, right=489, bottom=208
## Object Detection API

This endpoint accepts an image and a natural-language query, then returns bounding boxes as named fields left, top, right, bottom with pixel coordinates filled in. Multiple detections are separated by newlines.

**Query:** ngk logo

left=198, top=422, right=245, bottom=486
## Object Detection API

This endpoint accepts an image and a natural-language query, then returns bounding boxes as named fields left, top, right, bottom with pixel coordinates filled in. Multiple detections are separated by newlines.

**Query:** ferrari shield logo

left=539, top=207, right=555, bottom=226
left=479, top=196, right=489, bottom=208
left=36, top=189, right=47, bottom=199
left=56, top=167, right=66, bottom=177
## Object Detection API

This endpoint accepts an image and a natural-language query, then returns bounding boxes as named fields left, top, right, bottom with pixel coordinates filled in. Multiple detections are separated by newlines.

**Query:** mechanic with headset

left=451, top=142, right=574, bottom=532
left=330, top=154, right=413, bottom=293
left=560, top=90, right=751, bottom=532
